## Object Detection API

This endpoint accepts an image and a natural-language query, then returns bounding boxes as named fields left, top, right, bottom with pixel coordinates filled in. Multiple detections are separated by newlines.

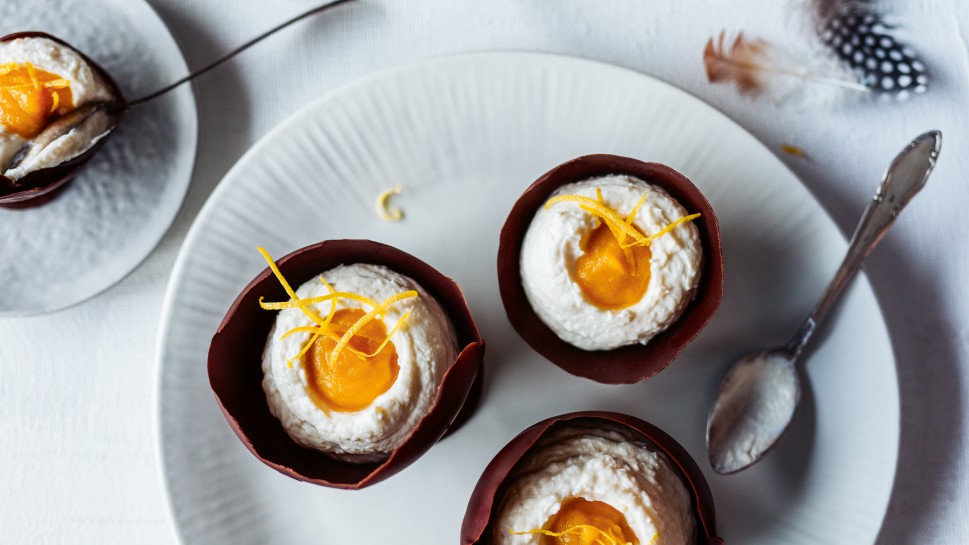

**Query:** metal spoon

left=706, top=130, right=942, bottom=475
left=2, top=0, right=355, bottom=178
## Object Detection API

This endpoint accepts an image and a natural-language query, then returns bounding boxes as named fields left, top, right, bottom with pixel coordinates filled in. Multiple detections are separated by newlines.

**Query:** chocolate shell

left=461, top=411, right=724, bottom=545
left=208, top=239, right=486, bottom=489
left=0, top=32, right=127, bottom=209
left=497, top=154, right=724, bottom=384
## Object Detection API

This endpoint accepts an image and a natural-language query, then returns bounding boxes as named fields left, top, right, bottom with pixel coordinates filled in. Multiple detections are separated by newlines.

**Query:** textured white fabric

left=0, top=0, right=966, bottom=543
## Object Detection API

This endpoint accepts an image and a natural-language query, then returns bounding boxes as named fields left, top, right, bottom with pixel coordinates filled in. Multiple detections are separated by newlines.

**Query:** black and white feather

left=812, top=0, right=928, bottom=98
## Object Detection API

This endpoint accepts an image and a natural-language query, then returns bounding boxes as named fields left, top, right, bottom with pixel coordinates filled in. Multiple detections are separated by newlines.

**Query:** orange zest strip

left=258, top=292, right=379, bottom=310
left=618, top=191, right=647, bottom=264
left=545, top=192, right=700, bottom=249
left=360, top=309, right=412, bottom=358
left=290, top=325, right=327, bottom=363
left=257, top=247, right=419, bottom=369
left=594, top=188, right=625, bottom=243
left=329, top=290, right=418, bottom=364
left=319, top=276, right=339, bottom=329
left=624, top=192, right=649, bottom=233
left=547, top=194, right=646, bottom=244
left=279, top=324, right=372, bottom=359
left=279, top=325, right=319, bottom=340
left=258, top=247, right=300, bottom=301
left=623, top=213, right=702, bottom=249
left=321, top=277, right=379, bottom=307
left=257, top=247, right=325, bottom=326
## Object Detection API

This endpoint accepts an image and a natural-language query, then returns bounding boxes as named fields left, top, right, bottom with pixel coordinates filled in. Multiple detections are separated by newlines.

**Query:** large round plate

left=155, top=52, right=897, bottom=545
left=0, top=0, right=197, bottom=315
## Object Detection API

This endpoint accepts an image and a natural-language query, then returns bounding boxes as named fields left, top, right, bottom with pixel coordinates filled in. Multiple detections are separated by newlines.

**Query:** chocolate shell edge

left=497, top=154, right=725, bottom=384
left=208, top=239, right=486, bottom=489
left=0, top=31, right=127, bottom=209
left=460, top=411, right=724, bottom=545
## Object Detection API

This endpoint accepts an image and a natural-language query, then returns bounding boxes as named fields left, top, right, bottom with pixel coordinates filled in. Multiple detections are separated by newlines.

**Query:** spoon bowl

left=707, top=350, right=800, bottom=474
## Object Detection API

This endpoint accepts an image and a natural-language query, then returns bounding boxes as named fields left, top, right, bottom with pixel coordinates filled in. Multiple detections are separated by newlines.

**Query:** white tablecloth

left=2, top=0, right=967, bottom=543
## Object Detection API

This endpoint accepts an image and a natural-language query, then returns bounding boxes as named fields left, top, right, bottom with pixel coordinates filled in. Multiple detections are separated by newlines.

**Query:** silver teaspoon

left=706, top=130, right=942, bottom=475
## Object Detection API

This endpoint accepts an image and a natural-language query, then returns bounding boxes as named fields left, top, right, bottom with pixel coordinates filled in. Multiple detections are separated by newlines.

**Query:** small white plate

left=0, top=0, right=197, bottom=315
left=155, top=52, right=897, bottom=545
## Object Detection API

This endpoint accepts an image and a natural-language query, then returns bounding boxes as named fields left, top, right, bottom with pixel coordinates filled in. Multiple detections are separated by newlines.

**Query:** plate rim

left=152, top=49, right=899, bottom=545
left=0, top=0, right=199, bottom=317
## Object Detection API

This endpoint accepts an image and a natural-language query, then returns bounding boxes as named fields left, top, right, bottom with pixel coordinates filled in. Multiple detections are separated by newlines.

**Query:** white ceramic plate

left=155, top=52, right=897, bottom=545
left=0, top=0, right=197, bottom=315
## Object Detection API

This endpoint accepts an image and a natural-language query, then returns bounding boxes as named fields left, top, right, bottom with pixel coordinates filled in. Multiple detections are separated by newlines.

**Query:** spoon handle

left=126, top=0, right=355, bottom=107
left=786, top=130, right=942, bottom=358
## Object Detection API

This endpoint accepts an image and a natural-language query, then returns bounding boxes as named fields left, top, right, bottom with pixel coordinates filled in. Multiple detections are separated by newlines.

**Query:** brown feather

left=703, top=30, right=868, bottom=103
left=703, top=31, right=770, bottom=96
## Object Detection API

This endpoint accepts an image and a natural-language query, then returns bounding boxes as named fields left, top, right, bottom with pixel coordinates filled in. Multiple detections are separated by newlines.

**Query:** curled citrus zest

left=280, top=323, right=373, bottom=360
left=286, top=275, right=370, bottom=363
left=622, top=213, right=702, bottom=249
left=258, top=247, right=337, bottom=368
left=547, top=194, right=646, bottom=244
left=624, top=192, right=649, bottom=234
left=545, top=192, right=700, bottom=249
left=290, top=324, right=328, bottom=364
left=320, top=277, right=379, bottom=307
left=258, top=247, right=325, bottom=327
left=257, top=247, right=419, bottom=371
left=49, top=91, right=59, bottom=113
left=590, top=188, right=638, bottom=267
left=375, top=184, right=404, bottom=222
left=279, top=325, right=319, bottom=340
left=594, top=188, right=623, bottom=243
left=329, top=290, right=418, bottom=364
left=258, top=292, right=379, bottom=310
left=320, top=276, right=339, bottom=330
left=359, top=309, right=412, bottom=358
left=618, top=191, right=648, bottom=265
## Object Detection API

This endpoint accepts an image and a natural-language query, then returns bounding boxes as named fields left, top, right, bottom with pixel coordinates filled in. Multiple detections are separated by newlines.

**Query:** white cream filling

left=520, top=175, right=702, bottom=351
left=493, top=424, right=696, bottom=545
left=261, top=264, right=458, bottom=461
left=0, top=37, right=117, bottom=178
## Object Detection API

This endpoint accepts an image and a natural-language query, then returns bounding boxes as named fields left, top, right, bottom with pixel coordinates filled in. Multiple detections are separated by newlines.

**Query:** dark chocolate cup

left=497, top=154, right=724, bottom=384
left=461, top=411, right=724, bottom=545
left=0, top=32, right=127, bottom=209
left=208, top=239, right=485, bottom=489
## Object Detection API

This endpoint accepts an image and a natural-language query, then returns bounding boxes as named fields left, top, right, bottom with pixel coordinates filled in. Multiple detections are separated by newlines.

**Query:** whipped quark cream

left=0, top=36, right=117, bottom=179
left=261, top=264, right=458, bottom=461
left=493, top=423, right=696, bottom=545
left=520, top=175, right=702, bottom=351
